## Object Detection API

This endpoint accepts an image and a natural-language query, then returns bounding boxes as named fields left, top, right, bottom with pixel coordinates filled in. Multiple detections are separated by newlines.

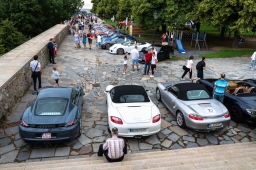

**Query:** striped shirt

left=103, top=136, right=124, bottom=159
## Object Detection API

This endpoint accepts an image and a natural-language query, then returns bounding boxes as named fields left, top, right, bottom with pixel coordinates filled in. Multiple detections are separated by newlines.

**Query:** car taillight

left=224, top=113, right=230, bottom=118
left=152, top=114, right=161, bottom=123
left=110, top=116, right=123, bottom=125
left=20, top=120, right=29, bottom=127
left=66, top=119, right=78, bottom=126
left=189, top=114, right=204, bottom=121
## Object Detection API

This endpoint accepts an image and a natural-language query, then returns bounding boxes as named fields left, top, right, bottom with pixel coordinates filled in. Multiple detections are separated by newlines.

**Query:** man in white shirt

left=130, top=46, right=140, bottom=71
left=251, top=51, right=256, bottom=70
left=96, top=34, right=101, bottom=49
left=98, top=127, right=127, bottom=162
left=30, top=55, right=42, bottom=92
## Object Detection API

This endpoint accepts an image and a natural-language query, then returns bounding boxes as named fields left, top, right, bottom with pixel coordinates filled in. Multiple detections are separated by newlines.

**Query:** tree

left=116, top=0, right=132, bottom=21
left=91, top=0, right=100, bottom=13
left=0, top=20, right=26, bottom=56
left=96, top=0, right=118, bottom=19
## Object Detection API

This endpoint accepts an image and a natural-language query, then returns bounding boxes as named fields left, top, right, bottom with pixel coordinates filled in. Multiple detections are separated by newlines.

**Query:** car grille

left=29, top=124, right=66, bottom=128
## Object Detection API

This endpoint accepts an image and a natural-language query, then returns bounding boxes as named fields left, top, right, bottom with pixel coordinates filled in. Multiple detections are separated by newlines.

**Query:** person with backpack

left=192, top=57, right=206, bottom=82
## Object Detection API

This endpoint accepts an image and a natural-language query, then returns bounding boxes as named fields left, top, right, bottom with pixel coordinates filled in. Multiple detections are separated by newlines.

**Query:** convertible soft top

left=112, top=85, right=150, bottom=103
left=175, top=83, right=210, bottom=100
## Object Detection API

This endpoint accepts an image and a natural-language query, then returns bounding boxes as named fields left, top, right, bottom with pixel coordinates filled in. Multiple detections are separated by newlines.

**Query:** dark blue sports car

left=197, top=78, right=256, bottom=125
left=19, top=86, right=84, bottom=142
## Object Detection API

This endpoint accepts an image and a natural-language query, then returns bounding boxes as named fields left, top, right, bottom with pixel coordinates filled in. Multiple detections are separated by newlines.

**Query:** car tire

left=229, top=105, right=243, bottom=122
left=177, top=111, right=186, bottom=128
left=106, top=44, right=111, bottom=50
left=77, top=119, right=82, bottom=137
left=156, top=88, right=162, bottom=101
left=117, top=48, right=124, bottom=55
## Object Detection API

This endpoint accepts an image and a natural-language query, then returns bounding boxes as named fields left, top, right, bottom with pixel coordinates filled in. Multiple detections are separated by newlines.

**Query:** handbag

left=182, top=65, right=187, bottom=70
left=31, top=62, right=39, bottom=78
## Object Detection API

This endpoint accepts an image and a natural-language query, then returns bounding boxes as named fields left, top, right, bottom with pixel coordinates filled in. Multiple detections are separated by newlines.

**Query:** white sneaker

left=122, top=72, right=125, bottom=74
left=181, top=78, right=185, bottom=80
left=150, top=75, right=153, bottom=77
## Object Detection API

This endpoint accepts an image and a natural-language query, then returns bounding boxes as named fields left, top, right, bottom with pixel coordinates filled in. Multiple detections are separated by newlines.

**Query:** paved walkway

left=0, top=32, right=256, bottom=164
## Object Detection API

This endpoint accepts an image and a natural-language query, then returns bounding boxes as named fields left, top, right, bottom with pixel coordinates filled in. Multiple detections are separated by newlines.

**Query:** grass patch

left=167, top=56, right=188, bottom=61
left=103, top=19, right=117, bottom=27
left=200, top=49, right=254, bottom=58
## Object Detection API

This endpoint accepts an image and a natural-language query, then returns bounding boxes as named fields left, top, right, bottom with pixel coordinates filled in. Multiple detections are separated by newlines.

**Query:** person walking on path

left=74, top=32, right=80, bottom=49
left=123, top=52, right=128, bottom=74
left=150, top=52, right=157, bottom=77
left=82, top=33, right=87, bottom=49
left=250, top=51, right=256, bottom=70
left=152, top=46, right=158, bottom=71
left=96, top=34, right=101, bottom=50
left=213, top=73, right=228, bottom=103
left=52, top=67, right=61, bottom=87
left=130, top=46, right=140, bottom=71
left=88, top=32, right=93, bottom=50
left=47, top=38, right=56, bottom=64
left=30, top=55, right=42, bottom=92
left=181, top=55, right=194, bottom=80
left=143, top=49, right=152, bottom=75
left=192, top=57, right=206, bottom=82
left=98, top=127, right=127, bottom=162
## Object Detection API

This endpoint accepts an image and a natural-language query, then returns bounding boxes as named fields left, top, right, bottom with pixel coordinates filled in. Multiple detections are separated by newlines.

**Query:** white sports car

left=109, top=41, right=151, bottom=55
left=105, top=85, right=161, bottom=137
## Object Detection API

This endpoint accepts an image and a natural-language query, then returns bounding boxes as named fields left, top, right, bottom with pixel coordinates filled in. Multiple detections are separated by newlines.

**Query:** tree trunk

left=220, top=27, right=226, bottom=39
left=162, top=24, right=166, bottom=33
left=195, top=22, right=200, bottom=32
left=231, top=34, right=240, bottom=48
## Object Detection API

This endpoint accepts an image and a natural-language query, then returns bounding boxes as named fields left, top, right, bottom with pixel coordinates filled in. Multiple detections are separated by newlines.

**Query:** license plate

left=208, top=123, right=222, bottom=128
left=130, top=128, right=146, bottom=132
left=42, top=133, right=51, bottom=139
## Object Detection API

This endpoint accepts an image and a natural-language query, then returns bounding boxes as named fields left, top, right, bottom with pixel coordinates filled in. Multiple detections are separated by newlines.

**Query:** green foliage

left=116, top=0, right=132, bottom=21
left=200, top=49, right=255, bottom=58
left=96, top=0, right=118, bottom=19
left=0, top=20, right=27, bottom=56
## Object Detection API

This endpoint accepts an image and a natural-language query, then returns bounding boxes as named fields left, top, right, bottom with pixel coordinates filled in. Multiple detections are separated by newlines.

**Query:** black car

left=19, top=86, right=84, bottom=142
left=197, top=78, right=256, bottom=125
left=138, top=44, right=174, bottom=63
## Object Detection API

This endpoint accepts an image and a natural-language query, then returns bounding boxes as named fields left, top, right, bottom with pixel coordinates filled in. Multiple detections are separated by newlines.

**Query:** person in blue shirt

left=213, top=73, right=228, bottom=103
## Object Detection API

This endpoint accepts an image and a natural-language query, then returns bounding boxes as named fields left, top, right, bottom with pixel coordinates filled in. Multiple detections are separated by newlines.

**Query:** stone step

left=0, top=142, right=255, bottom=170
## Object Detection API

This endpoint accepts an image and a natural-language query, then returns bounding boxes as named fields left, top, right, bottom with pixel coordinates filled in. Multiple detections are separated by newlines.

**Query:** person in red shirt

left=143, top=50, right=152, bottom=75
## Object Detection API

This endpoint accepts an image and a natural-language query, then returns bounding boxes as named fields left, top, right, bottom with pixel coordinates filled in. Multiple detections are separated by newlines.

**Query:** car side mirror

left=104, top=91, right=109, bottom=94
left=145, top=89, right=150, bottom=93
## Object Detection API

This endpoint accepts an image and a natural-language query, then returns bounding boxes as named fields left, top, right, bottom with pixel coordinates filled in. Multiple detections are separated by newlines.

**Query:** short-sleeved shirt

left=30, top=60, right=41, bottom=72
left=151, top=56, right=157, bottom=65
left=214, top=79, right=228, bottom=96
left=186, top=60, right=193, bottom=68
left=103, top=136, right=125, bottom=159
left=145, top=53, right=152, bottom=63
left=130, top=48, right=139, bottom=60
left=97, top=35, right=101, bottom=43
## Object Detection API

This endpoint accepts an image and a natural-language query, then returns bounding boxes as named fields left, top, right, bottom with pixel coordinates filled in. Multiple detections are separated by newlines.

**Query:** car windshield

left=35, top=98, right=68, bottom=116
left=186, top=90, right=210, bottom=100
left=119, top=95, right=146, bottom=103
left=121, top=41, right=131, bottom=46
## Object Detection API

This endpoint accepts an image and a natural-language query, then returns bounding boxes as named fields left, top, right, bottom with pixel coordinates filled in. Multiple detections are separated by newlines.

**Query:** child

left=52, top=67, right=61, bottom=87
left=150, top=52, right=157, bottom=77
left=54, top=42, right=57, bottom=57
left=123, top=52, right=128, bottom=74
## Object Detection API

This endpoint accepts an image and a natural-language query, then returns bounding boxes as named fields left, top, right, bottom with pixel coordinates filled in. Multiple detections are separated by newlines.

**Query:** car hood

left=182, top=99, right=225, bottom=117
left=115, top=104, right=152, bottom=123
left=237, top=96, right=256, bottom=108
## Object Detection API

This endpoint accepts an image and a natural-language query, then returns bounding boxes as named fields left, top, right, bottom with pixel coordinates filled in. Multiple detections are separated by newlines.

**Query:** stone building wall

left=0, top=24, right=68, bottom=120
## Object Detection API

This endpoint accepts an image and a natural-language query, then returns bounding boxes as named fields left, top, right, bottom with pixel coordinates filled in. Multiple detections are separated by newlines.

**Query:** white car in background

left=105, top=85, right=161, bottom=137
left=109, top=41, right=151, bottom=55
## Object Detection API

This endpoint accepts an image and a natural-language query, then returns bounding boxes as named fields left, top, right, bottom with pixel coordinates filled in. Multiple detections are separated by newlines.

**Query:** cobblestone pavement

left=1, top=33, right=256, bottom=164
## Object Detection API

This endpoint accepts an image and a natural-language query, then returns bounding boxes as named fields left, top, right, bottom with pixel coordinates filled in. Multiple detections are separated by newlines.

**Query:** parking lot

left=0, top=34, right=256, bottom=164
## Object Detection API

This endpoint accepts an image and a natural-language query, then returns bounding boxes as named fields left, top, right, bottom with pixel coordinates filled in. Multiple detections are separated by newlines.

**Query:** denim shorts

left=132, top=59, right=138, bottom=65
left=96, top=42, right=101, bottom=47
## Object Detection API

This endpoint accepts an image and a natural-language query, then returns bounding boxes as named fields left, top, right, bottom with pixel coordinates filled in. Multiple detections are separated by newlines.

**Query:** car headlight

left=246, top=109, right=256, bottom=115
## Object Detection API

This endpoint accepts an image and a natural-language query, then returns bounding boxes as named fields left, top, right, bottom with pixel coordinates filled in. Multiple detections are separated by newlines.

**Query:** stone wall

left=0, top=24, right=68, bottom=119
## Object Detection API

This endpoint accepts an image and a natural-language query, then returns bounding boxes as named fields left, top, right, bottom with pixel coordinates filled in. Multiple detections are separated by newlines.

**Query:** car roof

left=174, top=83, right=210, bottom=100
left=111, top=85, right=150, bottom=103
left=37, top=87, right=73, bottom=98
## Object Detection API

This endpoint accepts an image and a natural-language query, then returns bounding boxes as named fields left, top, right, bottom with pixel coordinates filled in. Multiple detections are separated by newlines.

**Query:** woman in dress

left=82, top=33, right=87, bottom=49
left=181, top=55, right=194, bottom=80
left=74, top=32, right=79, bottom=49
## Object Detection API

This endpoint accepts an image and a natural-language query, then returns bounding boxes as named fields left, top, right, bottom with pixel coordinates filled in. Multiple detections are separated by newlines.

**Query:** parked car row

left=19, top=78, right=256, bottom=142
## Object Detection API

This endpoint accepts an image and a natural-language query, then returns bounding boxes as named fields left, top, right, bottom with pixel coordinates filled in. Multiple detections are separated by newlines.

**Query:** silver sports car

left=156, top=82, right=231, bottom=131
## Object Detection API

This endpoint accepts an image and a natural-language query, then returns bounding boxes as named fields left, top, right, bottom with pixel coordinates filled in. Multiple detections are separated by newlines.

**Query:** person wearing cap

left=98, top=127, right=127, bottom=162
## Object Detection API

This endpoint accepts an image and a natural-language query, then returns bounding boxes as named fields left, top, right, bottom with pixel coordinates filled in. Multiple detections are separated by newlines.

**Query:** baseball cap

left=112, top=127, right=119, bottom=134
